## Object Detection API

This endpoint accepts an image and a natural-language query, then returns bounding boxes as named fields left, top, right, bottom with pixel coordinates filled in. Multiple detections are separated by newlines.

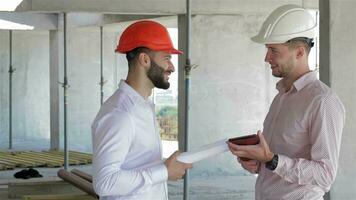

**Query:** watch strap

left=265, top=154, right=278, bottom=171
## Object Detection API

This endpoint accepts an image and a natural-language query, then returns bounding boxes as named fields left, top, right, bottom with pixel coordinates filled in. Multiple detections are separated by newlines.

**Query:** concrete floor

left=0, top=165, right=256, bottom=200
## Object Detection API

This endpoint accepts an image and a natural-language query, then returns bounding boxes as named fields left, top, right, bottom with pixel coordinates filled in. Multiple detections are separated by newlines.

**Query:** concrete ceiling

left=14, top=0, right=318, bottom=14
left=0, top=12, right=167, bottom=30
left=0, top=0, right=318, bottom=30
left=0, top=12, right=57, bottom=30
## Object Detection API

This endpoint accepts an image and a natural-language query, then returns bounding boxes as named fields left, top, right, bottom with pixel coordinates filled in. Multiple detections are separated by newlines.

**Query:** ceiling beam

left=15, top=0, right=318, bottom=14
left=0, top=12, right=57, bottom=30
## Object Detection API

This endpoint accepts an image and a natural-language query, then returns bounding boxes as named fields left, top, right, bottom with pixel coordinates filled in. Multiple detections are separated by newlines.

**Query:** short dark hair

left=286, top=37, right=314, bottom=54
left=126, top=47, right=153, bottom=68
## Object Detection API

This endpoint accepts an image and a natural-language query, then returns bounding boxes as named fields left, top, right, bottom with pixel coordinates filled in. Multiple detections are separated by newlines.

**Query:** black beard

left=147, top=60, right=170, bottom=89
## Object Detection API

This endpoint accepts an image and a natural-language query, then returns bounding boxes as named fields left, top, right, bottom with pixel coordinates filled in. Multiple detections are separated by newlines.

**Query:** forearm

left=274, top=154, right=336, bottom=191
left=93, top=163, right=168, bottom=196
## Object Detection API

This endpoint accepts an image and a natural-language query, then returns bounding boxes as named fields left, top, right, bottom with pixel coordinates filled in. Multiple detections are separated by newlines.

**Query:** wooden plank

left=0, top=151, right=52, bottom=168
left=45, top=151, right=92, bottom=163
left=0, top=150, right=92, bottom=171
left=0, top=160, right=16, bottom=168
left=0, top=163, right=14, bottom=170
left=0, top=158, right=20, bottom=166
left=0, top=155, right=37, bottom=167
left=71, top=169, right=92, bottom=183
left=0, top=164, right=7, bottom=170
left=13, top=153, right=63, bottom=167
left=2, top=153, right=47, bottom=166
left=0, top=151, right=11, bottom=154
left=69, top=151, right=93, bottom=158
left=22, top=194, right=97, bottom=200
left=47, top=150, right=93, bottom=159
left=20, top=151, right=80, bottom=165
left=8, top=178, right=85, bottom=199
left=68, top=152, right=92, bottom=162
left=33, top=151, right=89, bottom=164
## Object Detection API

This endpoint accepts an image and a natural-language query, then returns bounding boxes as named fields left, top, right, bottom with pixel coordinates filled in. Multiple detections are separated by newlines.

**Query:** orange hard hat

left=115, top=20, right=183, bottom=54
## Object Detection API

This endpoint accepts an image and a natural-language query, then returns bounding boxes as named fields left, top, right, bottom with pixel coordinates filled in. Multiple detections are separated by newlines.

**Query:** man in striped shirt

left=228, top=5, right=345, bottom=200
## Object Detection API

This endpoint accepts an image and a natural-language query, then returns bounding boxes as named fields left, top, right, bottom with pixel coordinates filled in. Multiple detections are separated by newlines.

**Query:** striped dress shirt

left=256, top=72, right=345, bottom=200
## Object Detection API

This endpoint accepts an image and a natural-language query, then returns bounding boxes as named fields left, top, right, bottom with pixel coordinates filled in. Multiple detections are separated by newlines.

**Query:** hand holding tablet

left=228, top=134, right=260, bottom=161
left=228, top=134, right=260, bottom=145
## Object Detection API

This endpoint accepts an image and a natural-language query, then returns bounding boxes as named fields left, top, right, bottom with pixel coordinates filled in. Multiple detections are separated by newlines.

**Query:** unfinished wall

left=329, top=0, right=356, bottom=199
left=0, top=30, right=10, bottom=147
left=57, top=25, right=123, bottom=152
left=62, top=26, right=102, bottom=152
left=0, top=30, right=50, bottom=149
left=0, top=27, right=121, bottom=152
left=178, top=14, right=278, bottom=176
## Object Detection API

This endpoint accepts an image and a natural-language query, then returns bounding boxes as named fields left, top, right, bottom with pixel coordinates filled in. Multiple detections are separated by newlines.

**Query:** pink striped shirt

left=256, top=72, right=345, bottom=200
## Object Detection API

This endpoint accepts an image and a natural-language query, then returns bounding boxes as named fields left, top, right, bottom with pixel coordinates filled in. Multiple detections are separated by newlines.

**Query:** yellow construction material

left=0, top=151, right=92, bottom=170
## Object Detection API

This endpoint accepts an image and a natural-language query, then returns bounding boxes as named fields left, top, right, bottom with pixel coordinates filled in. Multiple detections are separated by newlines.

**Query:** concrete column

left=326, top=0, right=356, bottom=199
left=319, top=0, right=330, bottom=86
left=177, top=14, right=187, bottom=152
left=319, top=2, right=330, bottom=199
left=49, top=28, right=62, bottom=150
left=0, top=31, right=10, bottom=147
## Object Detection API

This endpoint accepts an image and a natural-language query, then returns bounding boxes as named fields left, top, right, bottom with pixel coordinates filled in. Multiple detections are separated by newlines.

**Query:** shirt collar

left=118, top=80, right=153, bottom=106
left=276, top=71, right=317, bottom=93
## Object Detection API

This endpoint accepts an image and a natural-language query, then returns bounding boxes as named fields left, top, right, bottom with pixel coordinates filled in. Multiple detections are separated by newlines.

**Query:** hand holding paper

left=165, top=151, right=192, bottom=180
left=177, top=139, right=229, bottom=163
left=177, top=134, right=260, bottom=164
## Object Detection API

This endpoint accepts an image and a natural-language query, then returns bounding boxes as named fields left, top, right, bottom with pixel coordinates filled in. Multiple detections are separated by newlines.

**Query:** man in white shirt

left=92, top=20, right=192, bottom=200
left=228, top=5, right=345, bottom=200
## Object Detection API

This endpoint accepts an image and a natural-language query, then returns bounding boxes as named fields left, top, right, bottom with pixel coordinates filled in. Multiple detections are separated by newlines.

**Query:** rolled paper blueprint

left=177, top=139, right=229, bottom=163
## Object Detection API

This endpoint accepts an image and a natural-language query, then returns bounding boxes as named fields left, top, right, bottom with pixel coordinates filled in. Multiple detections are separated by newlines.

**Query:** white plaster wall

left=0, top=30, right=10, bottom=147
left=61, top=26, right=124, bottom=152
left=187, top=14, right=278, bottom=176
left=63, top=26, right=101, bottom=152
left=0, top=30, right=50, bottom=149
left=329, top=0, right=356, bottom=199
left=0, top=27, right=122, bottom=152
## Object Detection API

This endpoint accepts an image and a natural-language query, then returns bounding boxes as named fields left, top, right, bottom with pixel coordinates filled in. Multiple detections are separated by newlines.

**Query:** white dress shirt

left=91, top=80, right=168, bottom=200
left=256, top=72, right=345, bottom=200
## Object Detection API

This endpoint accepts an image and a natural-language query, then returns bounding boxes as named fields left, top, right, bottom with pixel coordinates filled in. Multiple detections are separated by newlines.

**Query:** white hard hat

left=251, top=4, right=317, bottom=44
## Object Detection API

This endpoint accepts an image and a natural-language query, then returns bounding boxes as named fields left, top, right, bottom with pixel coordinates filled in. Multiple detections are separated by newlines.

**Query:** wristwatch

left=265, top=154, right=278, bottom=171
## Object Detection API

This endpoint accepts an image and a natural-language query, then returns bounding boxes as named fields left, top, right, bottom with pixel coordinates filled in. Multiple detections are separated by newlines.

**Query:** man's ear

left=137, top=52, right=151, bottom=68
left=295, top=46, right=305, bottom=59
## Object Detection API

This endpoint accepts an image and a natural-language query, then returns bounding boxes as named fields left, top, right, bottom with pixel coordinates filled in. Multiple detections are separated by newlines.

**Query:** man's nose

left=169, top=62, right=175, bottom=72
left=264, top=52, right=271, bottom=63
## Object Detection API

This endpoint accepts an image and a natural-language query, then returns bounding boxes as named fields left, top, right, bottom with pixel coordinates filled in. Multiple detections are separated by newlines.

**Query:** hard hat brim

left=115, top=47, right=183, bottom=55
left=251, top=26, right=317, bottom=45
left=166, top=48, right=183, bottom=55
